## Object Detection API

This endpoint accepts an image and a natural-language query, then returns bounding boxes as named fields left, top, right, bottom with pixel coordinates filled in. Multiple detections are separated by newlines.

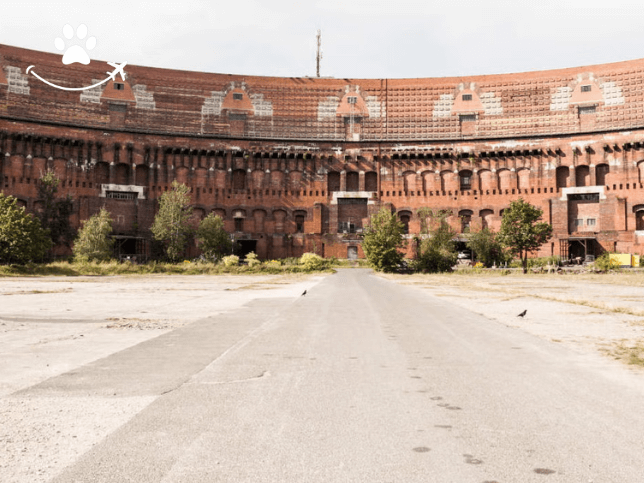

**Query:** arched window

left=596, top=164, right=609, bottom=186
left=346, top=171, right=359, bottom=191
left=294, top=210, right=307, bottom=233
left=459, top=170, right=472, bottom=190
left=556, top=166, right=570, bottom=190
left=459, top=209, right=473, bottom=233
left=328, top=172, right=340, bottom=192
left=634, top=205, right=644, bottom=231
left=479, top=209, right=494, bottom=230
left=575, top=165, right=590, bottom=187
left=232, top=169, right=246, bottom=190
left=398, top=211, right=412, bottom=234
left=365, top=172, right=378, bottom=191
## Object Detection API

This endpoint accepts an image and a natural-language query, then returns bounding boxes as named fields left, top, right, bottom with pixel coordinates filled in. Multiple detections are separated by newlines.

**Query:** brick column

left=471, top=169, right=480, bottom=192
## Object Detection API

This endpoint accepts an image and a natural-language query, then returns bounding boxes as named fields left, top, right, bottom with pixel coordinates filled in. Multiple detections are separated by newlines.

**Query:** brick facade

left=3, top=44, right=644, bottom=260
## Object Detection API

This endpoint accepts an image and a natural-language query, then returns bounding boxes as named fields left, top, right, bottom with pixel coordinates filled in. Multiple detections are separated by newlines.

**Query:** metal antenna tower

left=316, top=30, right=322, bottom=78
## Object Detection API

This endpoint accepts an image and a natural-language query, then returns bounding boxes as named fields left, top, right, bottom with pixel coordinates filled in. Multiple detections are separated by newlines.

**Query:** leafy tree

left=196, top=213, right=231, bottom=261
left=151, top=181, right=193, bottom=261
left=466, top=227, right=506, bottom=268
left=37, top=171, right=74, bottom=254
left=0, top=193, right=51, bottom=264
left=415, top=210, right=458, bottom=273
left=497, top=198, right=553, bottom=274
left=361, top=207, right=405, bottom=272
left=72, top=208, right=114, bottom=262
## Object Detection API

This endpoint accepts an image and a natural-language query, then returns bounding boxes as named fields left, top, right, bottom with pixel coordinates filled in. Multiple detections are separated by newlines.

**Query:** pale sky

left=1, top=0, right=643, bottom=79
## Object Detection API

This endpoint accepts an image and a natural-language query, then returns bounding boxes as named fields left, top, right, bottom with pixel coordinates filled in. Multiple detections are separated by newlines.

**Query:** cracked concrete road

left=3, top=269, right=644, bottom=482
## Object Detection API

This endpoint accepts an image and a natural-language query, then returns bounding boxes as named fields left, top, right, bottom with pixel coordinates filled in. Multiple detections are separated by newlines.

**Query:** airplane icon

left=106, top=61, right=127, bottom=81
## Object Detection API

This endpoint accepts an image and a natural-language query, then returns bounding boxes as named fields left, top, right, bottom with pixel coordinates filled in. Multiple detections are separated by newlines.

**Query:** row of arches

left=327, top=171, right=378, bottom=192
left=397, top=164, right=622, bottom=193
left=396, top=207, right=503, bottom=234
left=190, top=207, right=309, bottom=234
left=401, top=169, right=532, bottom=193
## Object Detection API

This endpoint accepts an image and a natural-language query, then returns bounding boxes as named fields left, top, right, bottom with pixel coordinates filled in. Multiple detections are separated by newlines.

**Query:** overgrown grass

left=0, top=259, right=339, bottom=277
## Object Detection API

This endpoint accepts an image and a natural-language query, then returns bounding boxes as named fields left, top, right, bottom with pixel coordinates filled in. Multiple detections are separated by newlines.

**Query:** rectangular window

left=460, top=114, right=476, bottom=122
left=114, top=83, right=124, bottom=90
left=234, top=218, right=244, bottom=232
left=569, top=193, right=600, bottom=202
left=587, top=218, right=596, bottom=226
left=578, top=105, right=597, bottom=115
left=462, top=94, right=472, bottom=101
left=460, top=177, right=471, bottom=190
left=338, top=222, right=356, bottom=233
left=581, top=85, right=592, bottom=92
left=347, top=96, right=357, bottom=104
left=338, top=198, right=368, bottom=205
left=295, top=215, right=305, bottom=233
left=574, top=219, right=584, bottom=227
left=233, top=93, right=243, bottom=100
left=106, top=191, right=137, bottom=200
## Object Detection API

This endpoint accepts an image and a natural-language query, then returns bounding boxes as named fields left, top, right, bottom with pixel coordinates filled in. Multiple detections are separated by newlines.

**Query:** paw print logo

left=54, top=24, right=96, bottom=65
left=27, top=24, right=126, bottom=91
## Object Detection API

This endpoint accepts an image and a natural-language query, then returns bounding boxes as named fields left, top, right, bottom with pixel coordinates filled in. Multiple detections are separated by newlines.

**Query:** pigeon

left=301, top=290, right=307, bottom=296
left=517, top=310, right=527, bottom=318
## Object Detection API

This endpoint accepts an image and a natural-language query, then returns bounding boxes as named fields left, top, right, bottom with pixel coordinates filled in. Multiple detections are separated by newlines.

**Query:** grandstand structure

left=2, top=43, right=644, bottom=261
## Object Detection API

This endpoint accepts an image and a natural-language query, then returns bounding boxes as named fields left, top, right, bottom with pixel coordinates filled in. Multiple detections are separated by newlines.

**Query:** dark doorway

left=560, top=238, right=597, bottom=263
left=113, top=236, right=149, bottom=262
left=237, top=240, right=257, bottom=260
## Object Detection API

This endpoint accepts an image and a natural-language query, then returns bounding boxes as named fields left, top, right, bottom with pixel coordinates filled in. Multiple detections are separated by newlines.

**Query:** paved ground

left=2, top=270, right=644, bottom=482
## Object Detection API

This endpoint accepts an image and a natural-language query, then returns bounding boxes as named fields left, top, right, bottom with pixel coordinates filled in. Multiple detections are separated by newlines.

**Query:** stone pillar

left=340, top=170, right=346, bottom=191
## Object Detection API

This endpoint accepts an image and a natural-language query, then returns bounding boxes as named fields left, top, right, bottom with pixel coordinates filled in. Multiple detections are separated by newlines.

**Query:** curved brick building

left=2, top=43, right=644, bottom=261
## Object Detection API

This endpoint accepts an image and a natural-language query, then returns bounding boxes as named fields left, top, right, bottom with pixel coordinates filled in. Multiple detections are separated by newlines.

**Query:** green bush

left=222, top=254, right=240, bottom=267
left=361, top=208, right=405, bottom=273
left=0, top=193, right=52, bottom=264
left=466, top=228, right=506, bottom=268
left=245, top=252, right=261, bottom=267
left=196, top=213, right=231, bottom=261
left=300, top=252, right=328, bottom=271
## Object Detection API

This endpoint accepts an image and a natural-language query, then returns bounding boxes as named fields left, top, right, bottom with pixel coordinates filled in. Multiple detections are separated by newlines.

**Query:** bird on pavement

left=517, top=310, right=527, bottom=318
left=302, top=290, right=307, bottom=296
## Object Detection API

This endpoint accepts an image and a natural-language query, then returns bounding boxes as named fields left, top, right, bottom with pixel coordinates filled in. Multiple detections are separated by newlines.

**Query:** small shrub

left=245, top=252, right=261, bottom=267
left=594, top=253, right=621, bottom=272
left=222, top=254, right=240, bottom=267
left=527, top=256, right=561, bottom=269
left=300, top=252, right=327, bottom=271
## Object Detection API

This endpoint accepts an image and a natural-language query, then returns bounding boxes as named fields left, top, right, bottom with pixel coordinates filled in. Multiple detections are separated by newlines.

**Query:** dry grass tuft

left=605, top=341, right=644, bottom=367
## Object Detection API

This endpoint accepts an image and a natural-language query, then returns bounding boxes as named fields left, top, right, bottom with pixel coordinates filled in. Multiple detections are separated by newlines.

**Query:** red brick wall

left=4, top=44, right=644, bottom=260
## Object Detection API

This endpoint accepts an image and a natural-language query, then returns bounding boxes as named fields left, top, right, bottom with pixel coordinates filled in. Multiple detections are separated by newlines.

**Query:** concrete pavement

left=9, top=269, right=644, bottom=482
